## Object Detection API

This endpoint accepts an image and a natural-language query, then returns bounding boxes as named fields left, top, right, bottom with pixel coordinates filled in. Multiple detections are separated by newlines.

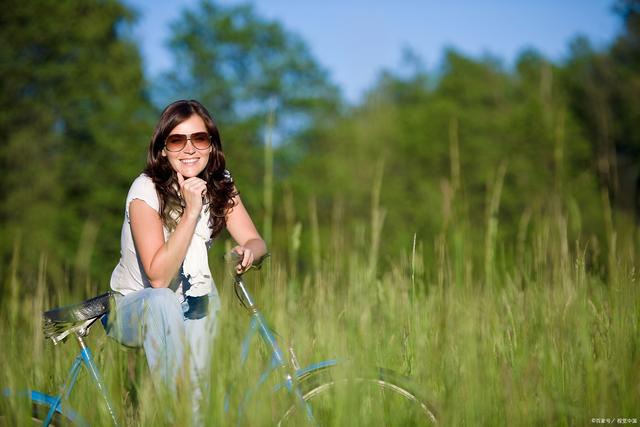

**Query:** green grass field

left=1, top=209, right=638, bottom=426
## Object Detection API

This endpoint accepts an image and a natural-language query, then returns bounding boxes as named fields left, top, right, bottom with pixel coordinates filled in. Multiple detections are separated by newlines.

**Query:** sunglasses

left=164, top=132, right=212, bottom=152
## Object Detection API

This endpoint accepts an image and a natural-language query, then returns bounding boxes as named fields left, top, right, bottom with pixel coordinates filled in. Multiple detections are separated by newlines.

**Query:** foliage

left=0, top=0, right=155, bottom=287
left=162, top=0, right=340, bottom=126
left=285, top=47, right=608, bottom=272
left=0, top=0, right=638, bottom=296
left=0, top=1, right=638, bottom=424
left=158, top=0, right=341, bottom=210
left=0, top=203, right=638, bottom=425
left=563, top=1, right=640, bottom=214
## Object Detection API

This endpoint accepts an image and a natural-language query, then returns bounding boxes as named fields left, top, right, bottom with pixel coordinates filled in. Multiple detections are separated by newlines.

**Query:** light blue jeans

left=108, top=287, right=219, bottom=415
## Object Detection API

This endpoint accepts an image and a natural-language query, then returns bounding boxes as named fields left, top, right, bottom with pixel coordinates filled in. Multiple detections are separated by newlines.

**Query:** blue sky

left=124, top=0, right=621, bottom=103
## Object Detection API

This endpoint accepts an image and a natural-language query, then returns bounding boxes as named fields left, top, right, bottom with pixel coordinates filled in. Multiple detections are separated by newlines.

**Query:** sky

left=124, top=0, right=621, bottom=103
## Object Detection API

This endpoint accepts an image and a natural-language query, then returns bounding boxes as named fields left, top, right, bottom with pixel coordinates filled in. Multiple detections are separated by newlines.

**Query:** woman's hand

left=177, top=172, right=207, bottom=218
left=232, top=245, right=255, bottom=274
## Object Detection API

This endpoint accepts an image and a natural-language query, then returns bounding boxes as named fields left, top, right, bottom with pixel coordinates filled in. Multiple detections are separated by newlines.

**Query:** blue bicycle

left=3, top=255, right=438, bottom=426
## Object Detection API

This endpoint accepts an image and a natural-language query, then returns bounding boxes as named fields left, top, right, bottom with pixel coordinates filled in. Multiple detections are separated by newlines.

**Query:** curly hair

left=144, top=99, right=237, bottom=238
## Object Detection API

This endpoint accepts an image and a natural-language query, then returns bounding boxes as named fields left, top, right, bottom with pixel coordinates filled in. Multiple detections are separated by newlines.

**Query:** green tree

left=159, top=0, right=341, bottom=209
left=564, top=0, right=640, bottom=215
left=0, top=0, right=154, bottom=287
left=288, top=47, right=603, bottom=271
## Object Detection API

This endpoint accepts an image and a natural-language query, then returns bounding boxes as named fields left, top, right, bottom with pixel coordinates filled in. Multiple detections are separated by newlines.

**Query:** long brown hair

left=144, top=99, right=237, bottom=238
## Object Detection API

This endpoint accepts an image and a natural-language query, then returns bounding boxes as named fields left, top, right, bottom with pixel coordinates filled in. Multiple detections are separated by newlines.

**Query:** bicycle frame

left=13, top=317, right=119, bottom=427
left=228, top=273, right=329, bottom=426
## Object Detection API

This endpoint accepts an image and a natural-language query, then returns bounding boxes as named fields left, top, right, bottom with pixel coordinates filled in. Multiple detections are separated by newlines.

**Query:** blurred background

left=0, top=0, right=638, bottom=290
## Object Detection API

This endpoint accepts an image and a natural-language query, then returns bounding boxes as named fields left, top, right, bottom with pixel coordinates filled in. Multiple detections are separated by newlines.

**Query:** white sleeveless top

left=109, top=173, right=219, bottom=302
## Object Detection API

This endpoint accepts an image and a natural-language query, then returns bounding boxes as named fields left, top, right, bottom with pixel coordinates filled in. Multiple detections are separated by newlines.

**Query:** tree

left=287, top=46, right=605, bottom=269
left=162, top=1, right=339, bottom=126
left=0, top=0, right=154, bottom=287
left=158, top=0, right=341, bottom=210
left=564, top=0, right=640, bottom=216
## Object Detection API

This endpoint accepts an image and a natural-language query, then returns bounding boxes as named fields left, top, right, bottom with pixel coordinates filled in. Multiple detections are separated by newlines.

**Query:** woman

left=109, top=99, right=266, bottom=411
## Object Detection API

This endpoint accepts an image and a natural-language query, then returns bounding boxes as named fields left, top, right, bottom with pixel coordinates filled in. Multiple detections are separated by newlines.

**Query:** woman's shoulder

left=128, top=173, right=157, bottom=193
left=131, top=173, right=154, bottom=186
left=126, top=173, right=160, bottom=211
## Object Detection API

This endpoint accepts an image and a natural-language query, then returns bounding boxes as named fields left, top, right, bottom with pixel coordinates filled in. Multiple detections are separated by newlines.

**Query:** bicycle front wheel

left=277, top=366, right=438, bottom=426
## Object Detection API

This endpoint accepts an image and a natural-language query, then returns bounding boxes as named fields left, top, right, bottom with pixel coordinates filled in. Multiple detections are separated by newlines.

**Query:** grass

left=0, top=194, right=638, bottom=425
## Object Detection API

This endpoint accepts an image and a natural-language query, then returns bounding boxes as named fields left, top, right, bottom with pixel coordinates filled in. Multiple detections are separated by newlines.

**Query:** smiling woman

left=107, top=99, right=266, bottom=424
left=162, top=116, right=212, bottom=178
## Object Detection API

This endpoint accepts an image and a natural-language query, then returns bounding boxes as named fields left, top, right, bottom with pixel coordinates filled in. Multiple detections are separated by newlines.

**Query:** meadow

left=2, top=0, right=639, bottom=425
left=1, top=189, right=638, bottom=426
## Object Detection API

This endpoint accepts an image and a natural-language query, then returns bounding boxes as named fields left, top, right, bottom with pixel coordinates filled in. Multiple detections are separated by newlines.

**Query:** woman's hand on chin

left=178, top=172, right=207, bottom=218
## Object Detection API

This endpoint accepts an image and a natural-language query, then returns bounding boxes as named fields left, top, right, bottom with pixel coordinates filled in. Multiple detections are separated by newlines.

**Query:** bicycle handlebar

left=224, top=251, right=270, bottom=277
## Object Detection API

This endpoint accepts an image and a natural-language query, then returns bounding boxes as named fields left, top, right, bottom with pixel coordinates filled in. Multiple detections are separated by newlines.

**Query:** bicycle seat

left=43, top=291, right=114, bottom=340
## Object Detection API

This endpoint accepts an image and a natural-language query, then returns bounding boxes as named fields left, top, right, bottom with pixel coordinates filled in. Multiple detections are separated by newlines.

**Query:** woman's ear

left=161, top=148, right=167, bottom=157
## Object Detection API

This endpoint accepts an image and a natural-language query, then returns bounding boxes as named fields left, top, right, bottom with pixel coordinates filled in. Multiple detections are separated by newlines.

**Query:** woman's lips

left=180, top=158, right=199, bottom=165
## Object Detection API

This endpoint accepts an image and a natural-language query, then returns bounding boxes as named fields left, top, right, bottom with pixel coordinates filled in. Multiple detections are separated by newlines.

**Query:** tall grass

left=1, top=197, right=637, bottom=425
left=1, top=133, right=639, bottom=426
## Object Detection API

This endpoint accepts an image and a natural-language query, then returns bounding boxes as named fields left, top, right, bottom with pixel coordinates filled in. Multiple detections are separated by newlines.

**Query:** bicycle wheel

left=277, top=366, right=438, bottom=426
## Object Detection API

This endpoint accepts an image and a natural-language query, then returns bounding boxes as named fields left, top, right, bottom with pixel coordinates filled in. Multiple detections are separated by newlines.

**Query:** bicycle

left=2, top=254, right=439, bottom=426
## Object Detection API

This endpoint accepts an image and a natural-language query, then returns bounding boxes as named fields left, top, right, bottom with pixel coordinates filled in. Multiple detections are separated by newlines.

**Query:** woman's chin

left=176, top=165, right=206, bottom=178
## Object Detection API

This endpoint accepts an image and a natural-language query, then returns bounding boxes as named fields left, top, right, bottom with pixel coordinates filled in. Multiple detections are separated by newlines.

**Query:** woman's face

left=162, top=114, right=212, bottom=178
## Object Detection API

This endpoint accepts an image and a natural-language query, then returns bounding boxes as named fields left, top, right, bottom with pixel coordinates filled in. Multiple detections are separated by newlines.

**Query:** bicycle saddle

left=43, top=291, right=114, bottom=340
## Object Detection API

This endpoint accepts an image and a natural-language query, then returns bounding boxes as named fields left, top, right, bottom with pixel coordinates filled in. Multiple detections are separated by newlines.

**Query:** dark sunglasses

left=164, top=132, right=212, bottom=152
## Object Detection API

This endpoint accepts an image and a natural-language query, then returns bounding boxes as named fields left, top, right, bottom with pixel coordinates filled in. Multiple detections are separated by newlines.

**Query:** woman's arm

left=225, top=194, right=267, bottom=273
left=129, top=175, right=207, bottom=288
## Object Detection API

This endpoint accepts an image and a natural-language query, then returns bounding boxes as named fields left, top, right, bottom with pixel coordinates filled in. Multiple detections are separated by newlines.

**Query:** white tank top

left=109, top=174, right=218, bottom=302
